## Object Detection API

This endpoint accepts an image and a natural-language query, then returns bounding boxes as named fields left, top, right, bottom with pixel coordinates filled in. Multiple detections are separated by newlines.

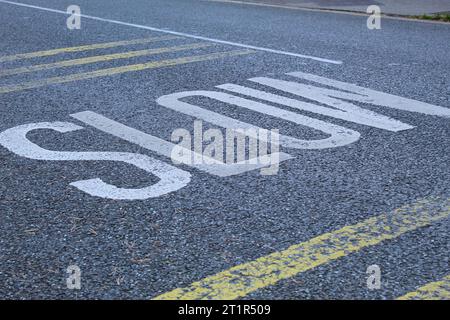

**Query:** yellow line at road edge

left=397, top=274, right=450, bottom=300
left=153, top=197, right=450, bottom=300
left=0, top=36, right=179, bottom=62
left=0, top=49, right=254, bottom=94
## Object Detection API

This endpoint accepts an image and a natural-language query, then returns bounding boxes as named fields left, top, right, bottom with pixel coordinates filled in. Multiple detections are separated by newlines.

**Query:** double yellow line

left=153, top=196, right=450, bottom=300
left=0, top=43, right=213, bottom=77
left=0, top=36, right=254, bottom=94
left=0, top=36, right=179, bottom=62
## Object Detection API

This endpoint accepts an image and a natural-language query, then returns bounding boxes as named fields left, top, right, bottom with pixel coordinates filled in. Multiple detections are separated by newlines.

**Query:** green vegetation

left=415, top=13, right=450, bottom=22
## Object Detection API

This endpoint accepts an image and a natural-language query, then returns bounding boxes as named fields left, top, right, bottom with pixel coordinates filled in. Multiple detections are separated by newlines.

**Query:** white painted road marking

left=0, top=122, right=191, bottom=200
left=0, top=0, right=342, bottom=65
left=287, top=72, right=450, bottom=118
left=0, top=70, right=448, bottom=200
left=218, top=81, right=413, bottom=132
left=70, top=111, right=293, bottom=177
left=157, top=90, right=361, bottom=149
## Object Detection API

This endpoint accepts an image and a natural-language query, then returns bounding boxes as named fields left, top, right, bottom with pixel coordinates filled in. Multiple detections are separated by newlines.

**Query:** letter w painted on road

left=218, top=71, right=450, bottom=132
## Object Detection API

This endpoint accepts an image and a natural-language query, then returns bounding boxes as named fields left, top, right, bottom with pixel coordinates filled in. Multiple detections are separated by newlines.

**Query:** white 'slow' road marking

left=0, top=0, right=342, bottom=64
left=0, top=70, right=448, bottom=200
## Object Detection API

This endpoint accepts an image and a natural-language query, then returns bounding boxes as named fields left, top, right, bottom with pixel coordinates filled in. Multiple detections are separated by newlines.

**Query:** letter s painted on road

left=0, top=122, right=190, bottom=200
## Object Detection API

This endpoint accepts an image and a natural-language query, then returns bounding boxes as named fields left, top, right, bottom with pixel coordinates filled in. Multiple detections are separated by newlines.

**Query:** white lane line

left=0, top=0, right=343, bottom=65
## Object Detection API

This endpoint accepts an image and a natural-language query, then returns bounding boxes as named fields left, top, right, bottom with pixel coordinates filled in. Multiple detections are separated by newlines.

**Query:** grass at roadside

left=412, top=13, right=450, bottom=22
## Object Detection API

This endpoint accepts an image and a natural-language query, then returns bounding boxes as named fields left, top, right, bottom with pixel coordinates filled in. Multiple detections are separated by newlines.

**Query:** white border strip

left=0, top=0, right=342, bottom=64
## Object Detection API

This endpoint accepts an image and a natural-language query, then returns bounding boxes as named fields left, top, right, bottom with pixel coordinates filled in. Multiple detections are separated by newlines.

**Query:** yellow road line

left=0, top=36, right=180, bottom=63
left=397, top=274, right=450, bottom=300
left=0, top=43, right=212, bottom=76
left=153, top=197, right=450, bottom=300
left=0, top=49, right=254, bottom=94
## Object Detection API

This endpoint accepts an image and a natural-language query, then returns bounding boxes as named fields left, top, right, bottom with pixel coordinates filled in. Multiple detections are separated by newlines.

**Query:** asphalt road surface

left=219, top=0, right=450, bottom=16
left=0, top=0, right=449, bottom=300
